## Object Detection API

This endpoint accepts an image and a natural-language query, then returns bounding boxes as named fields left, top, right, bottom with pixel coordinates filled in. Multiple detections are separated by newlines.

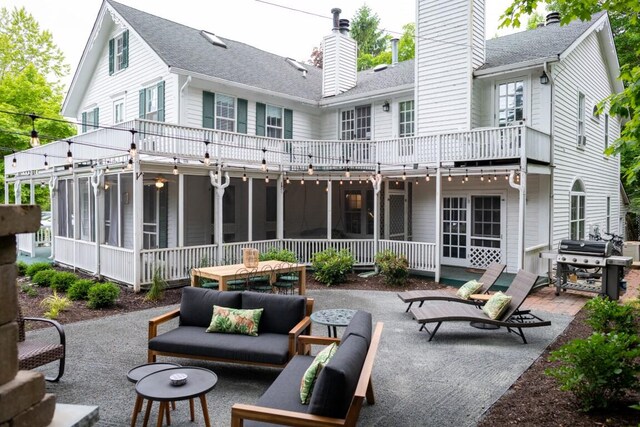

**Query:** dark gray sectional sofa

left=148, top=287, right=314, bottom=367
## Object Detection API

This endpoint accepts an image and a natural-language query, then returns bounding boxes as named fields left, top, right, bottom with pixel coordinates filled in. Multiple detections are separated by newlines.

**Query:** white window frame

left=113, top=98, right=125, bottom=124
left=496, top=78, right=525, bottom=127
left=145, top=85, right=158, bottom=121
left=83, top=108, right=98, bottom=131
left=266, top=105, right=283, bottom=138
left=569, top=179, right=586, bottom=240
left=340, top=105, right=371, bottom=140
left=114, top=32, right=126, bottom=73
left=399, top=100, right=415, bottom=138
left=216, top=94, right=236, bottom=132
left=577, top=92, right=586, bottom=147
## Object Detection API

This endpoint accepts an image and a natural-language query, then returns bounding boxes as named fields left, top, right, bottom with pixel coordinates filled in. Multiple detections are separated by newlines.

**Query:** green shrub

left=32, top=269, right=58, bottom=287
left=87, top=282, right=121, bottom=308
left=50, top=272, right=78, bottom=293
left=146, top=268, right=166, bottom=302
left=375, top=250, right=409, bottom=286
left=67, top=279, right=95, bottom=301
left=259, top=247, right=297, bottom=263
left=311, top=248, right=354, bottom=286
left=584, top=297, right=638, bottom=336
left=26, top=262, right=53, bottom=278
left=546, top=332, right=640, bottom=411
left=20, top=284, right=38, bottom=298
left=40, top=291, right=72, bottom=319
left=16, top=261, right=28, bottom=276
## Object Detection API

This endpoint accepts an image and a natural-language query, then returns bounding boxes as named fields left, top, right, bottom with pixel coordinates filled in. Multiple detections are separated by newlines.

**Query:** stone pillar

left=0, top=205, right=56, bottom=427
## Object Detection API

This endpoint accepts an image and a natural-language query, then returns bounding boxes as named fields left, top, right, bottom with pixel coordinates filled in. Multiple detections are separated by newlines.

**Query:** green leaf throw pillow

left=456, top=279, right=484, bottom=299
left=482, top=291, right=512, bottom=320
left=300, top=343, right=338, bottom=404
left=206, top=305, right=263, bottom=336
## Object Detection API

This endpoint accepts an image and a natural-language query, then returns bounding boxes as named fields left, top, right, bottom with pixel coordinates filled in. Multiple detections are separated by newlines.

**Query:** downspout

left=545, top=61, right=556, bottom=277
left=179, top=75, right=192, bottom=125
left=508, top=170, right=526, bottom=270
left=369, top=173, right=382, bottom=272
left=90, top=169, right=103, bottom=278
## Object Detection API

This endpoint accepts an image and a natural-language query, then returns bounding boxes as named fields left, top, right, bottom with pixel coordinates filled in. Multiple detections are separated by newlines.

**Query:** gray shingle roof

left=332, top=60, right=415, bottom=99
left=480, top=11, right=606, bottom=70
left=107, top=0, right=323, bottom=102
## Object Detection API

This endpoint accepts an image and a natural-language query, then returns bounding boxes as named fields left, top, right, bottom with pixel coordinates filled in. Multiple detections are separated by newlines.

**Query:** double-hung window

left=216, top=94, right=235, bottom=131
left=82, top=107, right=99, bottom=133
left=497, top=80, right=524, bottom=127
left=139, top=81, right=165, bottom=122
left=113, top=99, right=124, bottom=124
left=399, top=100, right=415, bottom=156
left=266, top=105, right=283, bottom=138
left=109, top=30, right=129, bottom=75
left=570, top=180, right=586, bottom=240
left=341, top=105, right=371, bottom=140
left=577, top=92, right=586, bottom=147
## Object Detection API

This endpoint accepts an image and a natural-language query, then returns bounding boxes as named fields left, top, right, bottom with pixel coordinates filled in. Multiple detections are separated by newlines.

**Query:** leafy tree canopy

left=356, top=22, right=415, bottom=71
left=350, top=5, right=388, bottom=70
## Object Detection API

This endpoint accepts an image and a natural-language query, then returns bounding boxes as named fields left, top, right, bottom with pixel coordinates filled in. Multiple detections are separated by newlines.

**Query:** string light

left=127, top=157, right=133, bottom=170
left=265, top=175, right=269, bottom=183
left=349, top=180, right=353, bottom=184
left=129, top=128, right=137, bottom=158
left=315, top=177, right=319, bottom=185
left=11, top=150, right=16, bottom=167
left=285, top=174, right=290, bottom=185
left=345, top=159, right=350, bottom=178
left=425, top=169, right=430, bottom=182
left=505, top=171, right=509, bottom=180
left=90, top=161, right=95, bottom=172
left=300, top=177, right=305, bottom=185
left=480, top=169, right=484, bottom=181
left=464, top=169, right=469, bottom=181
left=402, top=165, right=407, bottom=181
left=66, top=141, right=73, bottom=163
left=242, top=167, right=247, bottom=182
left=29, top=113, right=40, bottom=147
left=261, top=148, right=267, bottom=171
left=106, top=164, right=110, bottom=172
left=44, top=154, right=49, bottom=169
left=493, top=170, right=497, bottom=181
left=415, top=179, right=419, bottom=185
left=173, top=157, right=178, bottom=175
left=447, top=169, right=452, bottom=182
left=204, top=139, right=211, bottom=166
left=307, top=155, right=313, bottom=175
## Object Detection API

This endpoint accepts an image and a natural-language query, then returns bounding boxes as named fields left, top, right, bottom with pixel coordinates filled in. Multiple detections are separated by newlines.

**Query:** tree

left=0, top=6, right=75, bottom=206
left=356, top=23, right=416, bottom=71
left=526, top=11, right=546, bottom=29
left=309, top=45, right=323, bottom=69
left=350, top=5, right=389, bottom=70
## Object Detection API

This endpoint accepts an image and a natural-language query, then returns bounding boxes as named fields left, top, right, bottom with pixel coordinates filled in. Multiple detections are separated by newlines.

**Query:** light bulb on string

left=316, top=178, right=320, bottom=185
left=447, top=169, right=452, bottom=182
left=90, top=161, right=95, bottom=172
left=11, top=151, right=16, bottom=168
left=265, top=175, right=269, bottom=183
left=29, top=113, right=40, bottom=147
left=307, top=155, right=314, bottom=176
left=425, top=170, right=430, bottom=182
left=465, top=169, right=469, bottom=181
left=402, top=165, right=407, bottom=181
left=204, top=139, right=211, bottom=166
left=173, top=157, right=178, bottom=175
left=129, top=128, right=137, bottom=158
left=345, top=160, right=350, bottom=178
left=261, top=148, right=267, bottom=171
left=127, top=157, right=133, bottom=170
left=505, top=171, right=509, bottom=180
left=300, top=177, right=305, bottom=185
left=242, top=168, right=247, bottom=182
left=286, top=175, right=290, bottom=185
left=493, top=170, right=497, bottom=181
left=480, top=169, right=484, bottom=181
left=44, top=155, right=49, bottom=169
left=66, top=141, right=73, bottom=163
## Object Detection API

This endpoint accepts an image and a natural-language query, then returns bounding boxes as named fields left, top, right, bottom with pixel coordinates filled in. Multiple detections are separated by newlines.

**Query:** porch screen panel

left=389, top=194, right=405, bottom=240
left=57, top=180, right=68, bottom=237
left=104, top=176, right=119, bottom=246
left=78, top=178, right=95, bottom=242
left=143, top=185, right=157, bottom=249
left=469, top=196, right=501, bottom=268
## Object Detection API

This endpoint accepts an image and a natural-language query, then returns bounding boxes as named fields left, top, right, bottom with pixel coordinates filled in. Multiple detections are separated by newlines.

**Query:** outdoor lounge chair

left=397, top=262, right=506, bottom=312
left=410, top=269, right=550, bottom=344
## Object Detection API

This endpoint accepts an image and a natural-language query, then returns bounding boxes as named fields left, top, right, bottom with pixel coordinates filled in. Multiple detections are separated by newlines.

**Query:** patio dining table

left=190, top=260, right=306, bottom=295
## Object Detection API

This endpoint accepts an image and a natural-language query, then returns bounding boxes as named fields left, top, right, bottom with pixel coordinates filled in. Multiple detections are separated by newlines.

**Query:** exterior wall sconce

left=382, top=101, right=390, bottom=112
left=540, top=71, right=549, bottom=85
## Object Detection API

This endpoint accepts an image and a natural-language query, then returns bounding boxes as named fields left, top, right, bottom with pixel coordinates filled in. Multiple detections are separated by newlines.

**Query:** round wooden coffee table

left=135, top=366, right=218, bottom=427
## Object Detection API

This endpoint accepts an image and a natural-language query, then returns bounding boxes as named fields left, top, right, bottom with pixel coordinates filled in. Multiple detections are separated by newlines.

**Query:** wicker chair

left=17, top=305, right=66, bottom=382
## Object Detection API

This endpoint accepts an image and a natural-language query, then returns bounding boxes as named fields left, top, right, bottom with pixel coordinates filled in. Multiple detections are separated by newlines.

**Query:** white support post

left=508, top=170, right=526, bottom=271
left=210, top=168, right=230, bottom=264
left=248, top=178, right=253, bottom=242
left=29, top=180, right=36, bottom=258
left=132, top=164, right=144, bottom=292
left=72, top=172, right=79, bottom=272
left=435, top=168, right=442, bottom=283
left=48, top=176, right=57, bottom=260
left=369, top=174, right=382, bottom=272
left=383, top=180, right=389, bottom=239
left=4, top=181, right=8, bottom=204
left=178, top=173, right=185, bottom=247
left=117, top=174, right=122, bottom=248
left=91, top=170, right=103, bottom=278
left=277, top=174, right=284, bottom=240
left=14, top=180, right=21, bottom=205
left=326, top=180, right=332, bottom=240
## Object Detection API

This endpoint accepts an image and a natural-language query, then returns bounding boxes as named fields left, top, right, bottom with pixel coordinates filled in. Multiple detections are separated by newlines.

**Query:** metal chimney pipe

left=546, top=12, right=560, bottom=25
left=391, top=38, right=399, bottom=65
left=339, top=19, right=350, bottom=35
left=331, top=8, right=341, bottom=32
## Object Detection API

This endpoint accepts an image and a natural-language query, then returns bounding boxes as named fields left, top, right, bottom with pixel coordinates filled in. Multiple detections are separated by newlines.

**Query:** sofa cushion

left=308, top=334, right=368, bottom=419
left=244, top=355, right=315, bottom=427
left=179, top=287, right=242, bottom=327
left=206, top=306, right=263, bottom=336
left=341, top=311, right=372, bottom=347
left=149, top=326, right=291, bottom=365
left=241, top=292, right=306, bottom=334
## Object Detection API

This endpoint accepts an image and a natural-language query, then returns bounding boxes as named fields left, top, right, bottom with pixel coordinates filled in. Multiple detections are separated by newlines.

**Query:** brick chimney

left=322, top=8, right=357, bottom=97
left=415, top=0, right=485, bottom=134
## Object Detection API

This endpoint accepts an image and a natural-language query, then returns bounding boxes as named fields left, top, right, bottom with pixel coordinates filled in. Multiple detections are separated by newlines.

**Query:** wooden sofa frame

left=230, top=321, right=384, bottom=427
left=147, top=298, right=314, bottom=368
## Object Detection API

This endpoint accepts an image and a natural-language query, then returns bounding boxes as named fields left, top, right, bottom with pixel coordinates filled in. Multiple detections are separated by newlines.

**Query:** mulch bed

left=15, top=269, right=640, bottom=426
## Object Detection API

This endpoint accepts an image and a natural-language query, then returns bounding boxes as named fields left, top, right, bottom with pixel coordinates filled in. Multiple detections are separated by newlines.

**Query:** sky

left=4, top=0, right=543, bottom=91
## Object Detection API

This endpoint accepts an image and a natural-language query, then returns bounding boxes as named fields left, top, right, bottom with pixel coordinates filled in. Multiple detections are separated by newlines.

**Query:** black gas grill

left=555, top=239, right=631, bottom=299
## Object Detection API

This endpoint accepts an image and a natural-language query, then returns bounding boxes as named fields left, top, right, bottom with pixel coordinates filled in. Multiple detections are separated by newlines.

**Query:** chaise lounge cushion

left=179, top=288, right=242, bottom=327
left=308, top=334, right=368, bottom=419
left=241, top=292, right=306, bottom=334
left=148, top=326, right=292, bottom=365
left=341, top=310, right=372, bottom=347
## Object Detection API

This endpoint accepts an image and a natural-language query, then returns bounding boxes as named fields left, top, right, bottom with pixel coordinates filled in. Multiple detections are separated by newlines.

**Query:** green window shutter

left=284, top=109, right=293, bottom=139
left=202, top=91, right=215, bottom=129
left=157, top=80, right=165, bottom=122
left=139, top=89, right=146, bottom=118
left=93, top=107, right=99, bottom=129
left=122, top=30, right=129, bottom=69
left=159, top=185, right=168, bottom=248
left=256, top=102, right=266, bottom=136
left=81, top=111, right=87, bottom=133
left=108, top=38, right=114, bottom=75
left=237, top=98, right=248, bottom=134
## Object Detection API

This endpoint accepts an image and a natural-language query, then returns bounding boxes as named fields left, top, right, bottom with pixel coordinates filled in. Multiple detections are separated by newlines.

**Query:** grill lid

left=558, top=239, right=611, bottom=257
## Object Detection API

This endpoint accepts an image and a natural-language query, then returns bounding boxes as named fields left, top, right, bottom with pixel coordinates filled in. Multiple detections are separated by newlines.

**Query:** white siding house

left=5, top=0, right=624, bottom=290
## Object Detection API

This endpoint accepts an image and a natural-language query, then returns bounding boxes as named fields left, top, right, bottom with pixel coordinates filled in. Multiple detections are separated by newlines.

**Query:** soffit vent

left=200, top=30, right=227, bottom=48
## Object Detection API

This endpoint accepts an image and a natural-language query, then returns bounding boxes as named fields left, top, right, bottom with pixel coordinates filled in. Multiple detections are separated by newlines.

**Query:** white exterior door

left=442, top=196, right=468, bottom=266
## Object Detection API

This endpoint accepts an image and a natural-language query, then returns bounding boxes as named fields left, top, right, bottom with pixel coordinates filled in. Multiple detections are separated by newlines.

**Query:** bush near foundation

left=68, top=279, right=96, bottom=301
left=26, top=262, right=54, bottom=278
left=32, top=269, right=57, bottom=287
left=87, top=282, right=121, bottom=308
left=311, top=248, right=354, bottom=286
left=50, top=271, right=78, bottom=293
left=375, top=250, right=409, bottom=286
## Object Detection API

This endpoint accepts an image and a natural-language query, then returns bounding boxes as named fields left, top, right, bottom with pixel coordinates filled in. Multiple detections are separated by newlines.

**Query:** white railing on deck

left=524, top=243, right=551, bottom=277
left=221, top=240, right=281, bottom=264
left=379, top=240, right=437, bottom=272
left=36, top=227, right=51, bottom=247
left=17, top=233, right=32, bottom=255
left=101, top=245, right=135, bottom=284
left=282, top=239, right=375, bottom=265
left=140, top=244, right=220, bottom=284
left=525, top=127, right=552, bottom=163
left=54, top=237, right=75, bottom=267
left=74, top=240, right=96, bottom=272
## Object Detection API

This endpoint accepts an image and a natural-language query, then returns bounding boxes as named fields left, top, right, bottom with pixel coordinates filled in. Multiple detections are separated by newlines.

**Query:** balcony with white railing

left=5, top=120, right=550, bottom=176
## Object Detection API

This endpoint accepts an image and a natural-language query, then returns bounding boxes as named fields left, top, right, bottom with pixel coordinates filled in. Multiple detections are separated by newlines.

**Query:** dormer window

left=109, top=30, right=129, bottom=75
